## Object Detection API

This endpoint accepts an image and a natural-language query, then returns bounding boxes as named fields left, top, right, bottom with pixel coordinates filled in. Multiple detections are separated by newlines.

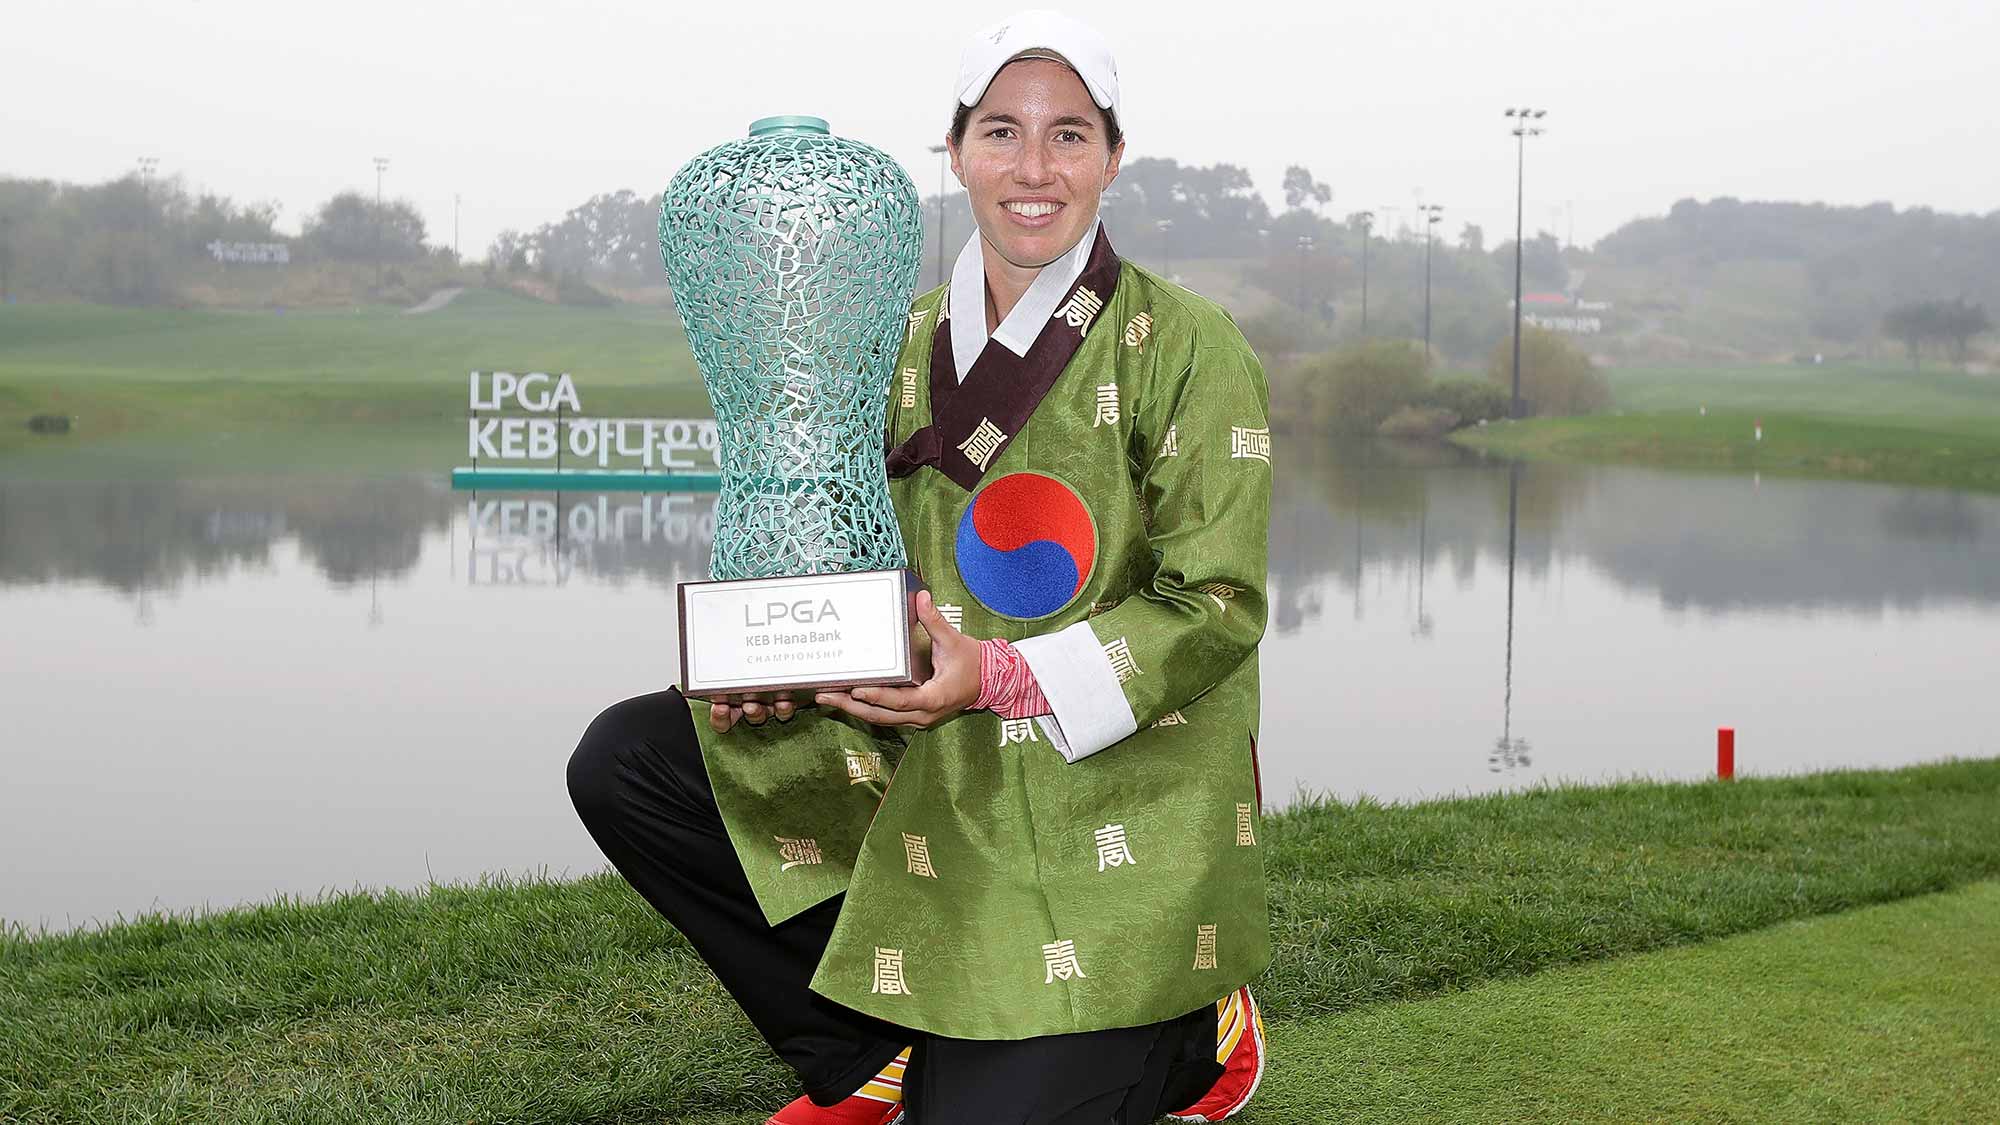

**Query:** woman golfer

left=570, top=9, right=1272, bottom=1121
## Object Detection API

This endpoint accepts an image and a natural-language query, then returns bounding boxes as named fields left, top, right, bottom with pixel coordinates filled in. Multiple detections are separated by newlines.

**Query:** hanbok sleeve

left=1015, top=336, right=1271, bottom=761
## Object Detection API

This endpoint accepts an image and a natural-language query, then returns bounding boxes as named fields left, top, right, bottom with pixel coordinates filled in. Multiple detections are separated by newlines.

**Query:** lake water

left=4, top=442, right=1997, bottom=932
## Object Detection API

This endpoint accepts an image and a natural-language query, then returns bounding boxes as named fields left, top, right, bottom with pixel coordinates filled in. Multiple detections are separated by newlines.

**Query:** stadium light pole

left=137, top=157, right=160, bottom=251
left=137, top=156, right=159, bottom=211
left=928, top=144, right=949, bottom=289
left=1505, top=108, right=1546, bottom=418
left=1294, top=234, right=1314, bottom=314
left=373, top=156, right=390, bottom=290
left=1255, top=226, right=1270, bottom=305
left=1357, top=211, right=1374, bottom=336
left=1157, top=219, right=1174, bottom=279
left=1421, top=204, right=1444, bottom=364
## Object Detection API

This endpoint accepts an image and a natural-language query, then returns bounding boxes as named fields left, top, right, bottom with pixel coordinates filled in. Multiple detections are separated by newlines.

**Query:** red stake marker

left=1718, top=727, right=1736, bottom=780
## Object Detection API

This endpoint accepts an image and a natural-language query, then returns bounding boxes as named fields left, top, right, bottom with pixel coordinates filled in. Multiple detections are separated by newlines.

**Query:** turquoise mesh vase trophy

left=662, top=115, right=929, bottom=699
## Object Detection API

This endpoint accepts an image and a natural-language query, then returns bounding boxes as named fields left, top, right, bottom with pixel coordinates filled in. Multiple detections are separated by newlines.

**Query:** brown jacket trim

left=886, top=227, right=1121, bottom=491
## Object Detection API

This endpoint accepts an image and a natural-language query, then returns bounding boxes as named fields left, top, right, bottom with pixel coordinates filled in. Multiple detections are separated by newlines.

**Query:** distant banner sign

left=1524, top=313, right=1603, bottom=336
left=207, top=240, right=290, bottom=264
left=466, top=371, right=721, bottom=471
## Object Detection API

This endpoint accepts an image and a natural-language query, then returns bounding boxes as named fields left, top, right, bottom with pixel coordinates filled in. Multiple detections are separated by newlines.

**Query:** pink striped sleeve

left=971, top=637, right=1051, bottom=720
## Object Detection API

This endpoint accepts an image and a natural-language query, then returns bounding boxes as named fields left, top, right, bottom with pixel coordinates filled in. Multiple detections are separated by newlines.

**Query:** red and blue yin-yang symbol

left=954, top=472, right=1098, bottom=619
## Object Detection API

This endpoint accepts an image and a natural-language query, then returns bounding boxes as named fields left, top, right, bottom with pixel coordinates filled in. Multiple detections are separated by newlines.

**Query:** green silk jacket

left=691, top=237, right=1272, bottom=1039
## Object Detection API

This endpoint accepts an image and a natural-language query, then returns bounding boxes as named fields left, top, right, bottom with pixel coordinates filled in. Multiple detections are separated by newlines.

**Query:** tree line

left=1597, top=197, right=2000, bottom=346
left=1882, top=298, right=1992, bottom=369
left=4, top=164, right=1992, bottom=369
left=0, top=174, right=442, bottom=304
left=480, top=156, right=1571, bottom=336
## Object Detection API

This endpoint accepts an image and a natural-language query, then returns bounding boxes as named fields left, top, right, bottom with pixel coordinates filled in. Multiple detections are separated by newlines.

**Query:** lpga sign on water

left=466, top=371, right=721, bottom=470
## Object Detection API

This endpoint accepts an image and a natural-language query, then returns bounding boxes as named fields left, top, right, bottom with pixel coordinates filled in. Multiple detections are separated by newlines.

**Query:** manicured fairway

left=5, top=760, right=1998, bottom=1123
left=0, top=294, right=709, bottom=463
left=1458, top=362, right=2000, bottom=492
left=0, top=291, right=696, bottom=385
left=1606, top=361, right=2000, bottom=425
left=1456, top=410, right=2000, bottom=492
left=1248, top=880, right=2000, bottom=1123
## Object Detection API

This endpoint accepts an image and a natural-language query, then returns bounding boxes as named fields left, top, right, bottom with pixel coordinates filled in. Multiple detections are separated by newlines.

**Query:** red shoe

left=764, top=1099, right=902, bottom=1125
left=1166, top=985, right=1267, bottom=1122
left=765, top=1047, right=909, bottom=1125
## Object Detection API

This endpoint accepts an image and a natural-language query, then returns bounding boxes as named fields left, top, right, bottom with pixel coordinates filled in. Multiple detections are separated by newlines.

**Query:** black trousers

left=567, top=689, right=1222, bottom=1124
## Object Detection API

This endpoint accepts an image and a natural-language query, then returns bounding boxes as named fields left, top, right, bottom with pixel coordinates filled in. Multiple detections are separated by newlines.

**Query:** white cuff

left=1014, top=621, right=1138, bottom=763
left=1034, top=714, right=1072, bottom=757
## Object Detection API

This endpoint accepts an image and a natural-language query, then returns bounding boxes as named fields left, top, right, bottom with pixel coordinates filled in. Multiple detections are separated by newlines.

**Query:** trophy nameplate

left=678, top=568, right=931, bottom=701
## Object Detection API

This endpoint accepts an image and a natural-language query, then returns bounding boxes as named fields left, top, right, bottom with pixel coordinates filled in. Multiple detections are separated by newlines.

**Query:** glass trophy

left=660, top=115, right=928, bottom=700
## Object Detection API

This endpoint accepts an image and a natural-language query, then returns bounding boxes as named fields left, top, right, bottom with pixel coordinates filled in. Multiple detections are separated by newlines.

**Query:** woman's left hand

left=816, top=590, right=981, bottom=729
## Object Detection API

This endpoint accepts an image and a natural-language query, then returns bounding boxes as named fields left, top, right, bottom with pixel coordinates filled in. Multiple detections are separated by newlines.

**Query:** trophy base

left=677, top=568, right=932, bottom=702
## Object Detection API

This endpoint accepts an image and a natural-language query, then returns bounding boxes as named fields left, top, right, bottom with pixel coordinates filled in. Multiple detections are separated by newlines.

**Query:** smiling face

left=948, top=57, right=1124, bottom=273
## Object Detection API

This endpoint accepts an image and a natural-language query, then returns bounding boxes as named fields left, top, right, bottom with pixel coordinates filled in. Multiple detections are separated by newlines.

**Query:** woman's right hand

left=708, top=696, right=801, bottom=733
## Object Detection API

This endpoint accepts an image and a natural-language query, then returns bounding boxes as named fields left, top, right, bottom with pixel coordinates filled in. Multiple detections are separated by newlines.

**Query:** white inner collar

left=947, top=218, right=1100, bottom=385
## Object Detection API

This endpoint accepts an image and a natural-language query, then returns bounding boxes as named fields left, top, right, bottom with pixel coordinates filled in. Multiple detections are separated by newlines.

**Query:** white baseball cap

left=955, top=9, right=1121, bottom=120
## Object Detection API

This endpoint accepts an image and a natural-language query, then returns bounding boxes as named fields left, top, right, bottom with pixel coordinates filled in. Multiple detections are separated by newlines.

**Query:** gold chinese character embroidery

left=1093, top=382, right=1121, bottom=427
left=902, top=833, right=937, bottom=879
left=872, top=947, right=911, bottom=995
left=1122, top=311, right=1154, bottom=347
left=1053, top=285, right=1104, bottom=335
left=1042, top=938, right=1087, bottom=983
left=1236, top=803, right=1257, bottom=847
left=1230, top=425, right=1272, bottom=463
left=999, top=717, right=1040, bottom=747
left=1094, top=823, right=1137, bottom=871
left=1103, top=637, right=1141, bottom=684
left=1192, top=924, right=1218, bottom=970
left=844, top=749, right=884, bottom=785
left=776, top=835, right=822, bottom=872
left=957, top=417, right=1007, bottom=471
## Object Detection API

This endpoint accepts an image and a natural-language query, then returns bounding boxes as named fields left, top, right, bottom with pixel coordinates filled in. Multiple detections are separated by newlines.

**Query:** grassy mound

left=4, top=759, right=1998, bottom=1122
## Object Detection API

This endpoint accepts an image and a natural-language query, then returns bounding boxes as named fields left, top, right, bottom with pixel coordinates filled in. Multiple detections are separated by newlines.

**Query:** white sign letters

left=464, top=372, right=721, bottom=471
left=206, top=240, right=290, bottom=264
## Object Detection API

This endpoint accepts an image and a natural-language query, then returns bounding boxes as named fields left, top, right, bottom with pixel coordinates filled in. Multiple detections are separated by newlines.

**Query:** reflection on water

left=458, top=493, right=714, bottom=587
left=3, top=451, right=1998, bottom=931
left=1495, top=462, right=1531, bottom=776
left=1259, top=442, right=1995, bottom=804
left=0, top=479, right=717, bottom=595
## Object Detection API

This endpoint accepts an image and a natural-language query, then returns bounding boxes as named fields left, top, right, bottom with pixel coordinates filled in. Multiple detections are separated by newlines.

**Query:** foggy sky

left=7, top=0, right=1994, bottom=261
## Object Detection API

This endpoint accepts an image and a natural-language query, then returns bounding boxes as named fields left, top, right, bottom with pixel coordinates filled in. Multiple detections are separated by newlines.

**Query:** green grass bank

left=1254, top=880, right=2000, bottom=1123
left=1456, top=361, right=2000, bottom=492
left=5, top=759, right=1999, bottom=1123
